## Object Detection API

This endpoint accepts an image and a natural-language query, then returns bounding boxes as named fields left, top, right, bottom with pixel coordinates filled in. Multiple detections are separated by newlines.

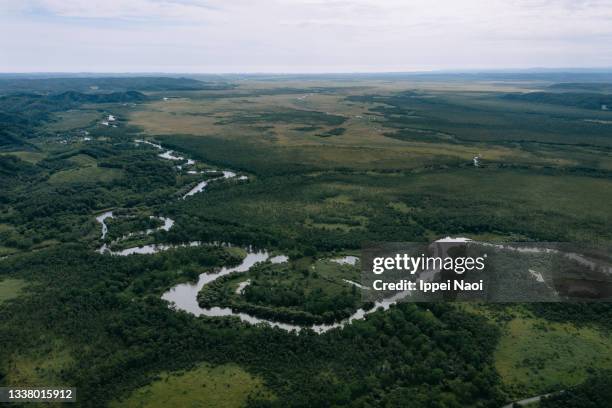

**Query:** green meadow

left=111, top=363, right=274, bottom=408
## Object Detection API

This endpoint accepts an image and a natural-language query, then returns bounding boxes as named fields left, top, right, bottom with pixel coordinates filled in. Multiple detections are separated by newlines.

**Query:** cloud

left=1, top=0, right=611, bottom=72
left=1, top=0, right=225, bottom=21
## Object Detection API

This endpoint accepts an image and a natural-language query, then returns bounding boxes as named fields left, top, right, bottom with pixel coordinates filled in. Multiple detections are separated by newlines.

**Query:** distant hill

left=548, top=82, right=612, bottom=93
left=0, top=90, right=147, bottom=151
left=0, top=94, right=58, bottom=150
left=502, top=91, right=612, bottom=110
left=0, top=90, right=147, bottom=114
left=0, top=76, right=234, bottom=94
left=48, top=90, right=148, bottom=103
left=0, top=130, right=29, bottom=150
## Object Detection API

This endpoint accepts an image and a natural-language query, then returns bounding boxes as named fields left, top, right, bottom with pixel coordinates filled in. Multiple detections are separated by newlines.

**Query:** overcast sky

left=1, top=0, right=612, bottom=73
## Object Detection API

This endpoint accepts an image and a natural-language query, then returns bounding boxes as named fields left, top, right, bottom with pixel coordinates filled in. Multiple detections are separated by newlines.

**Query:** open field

left=495, top=316, right=612, bottom=398
left=0, top=151, right=47, bottom=163
left=131, top=80, right=612, bottom=174
left=47, top=110, right=102, bottom=132
left=111, top=363, right=274, bottom=408
left=121, top=79, right=610, bottom=252
left=462, top=304, right=612, bottom=399
left=0, top=278, right=27, bottom=304
left=48, top=165, right=124, bottom=184
left=4, top=339, right=74, bottom=387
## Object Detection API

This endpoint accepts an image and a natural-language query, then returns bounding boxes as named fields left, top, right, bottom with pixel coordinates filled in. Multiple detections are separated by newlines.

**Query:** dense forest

left=540, top=371, right=612, bottom=408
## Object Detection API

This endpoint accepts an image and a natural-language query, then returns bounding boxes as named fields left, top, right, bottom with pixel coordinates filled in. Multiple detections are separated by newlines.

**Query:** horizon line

left=2, top=67, right=612, bottom=76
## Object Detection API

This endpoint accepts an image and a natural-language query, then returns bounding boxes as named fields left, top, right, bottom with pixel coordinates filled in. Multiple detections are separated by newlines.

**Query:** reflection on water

left=269, top=255, right=288, bottom=264
left=95, top=211, right=114, bottom=240
left=331, top=255, right=359, bottom=266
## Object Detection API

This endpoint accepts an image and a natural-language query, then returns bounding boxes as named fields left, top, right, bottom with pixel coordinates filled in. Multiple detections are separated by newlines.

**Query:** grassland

left=0, top=278, right=27, bottom=304
left=46, top=110, right=102, bottom=132
left=130, top=80, right=612, bottom=173
left=496, top=316, right=612, bottom=398
left=4, top=339, right=74, bottom=387
left=0, top=151, right=46, bottom=163
left=126, top=79, right=610, bottom=250
left=463, top=304, right=612, bottom=399
left=48, top=165, right=123, bottom=184
left=111, top=363, right=274, bottom=408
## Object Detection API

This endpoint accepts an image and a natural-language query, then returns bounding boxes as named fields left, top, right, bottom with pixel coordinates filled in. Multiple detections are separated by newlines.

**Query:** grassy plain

left=495, top=316, right=612, bottom=398
left=111, top=363, right=274, bottom=408
left=127, top=79, right=611, bottom=247
left=48, top=165, right=123, bottom=184
left=46, top=109, right=102, bottom=132
left=130, top=80, right=612, bottom=171
left=0, top=151, right=46, bottom=163
left=0, top=278, right=27, bottom=304
left=4, top=340, right=74, bottom=387
left=463, top=304, right=612, bottom=399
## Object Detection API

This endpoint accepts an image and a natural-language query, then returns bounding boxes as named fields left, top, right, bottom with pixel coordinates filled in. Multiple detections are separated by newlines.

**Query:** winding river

left=95, top=138, right=611, bottom=334
left=94, top=138, right=417, bottom=333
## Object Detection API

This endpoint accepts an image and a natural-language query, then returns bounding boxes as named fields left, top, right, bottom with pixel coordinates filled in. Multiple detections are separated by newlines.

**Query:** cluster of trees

left=527, top=303, right=612, bottom=330
left=503, top=91, right=612, bottom=111
left=317, top=127, right=347, bottom=137
left=198, top=261, right=364, bottom=325
left=103, top=214, right=163, bottom=242
left=540, top=371, right=612, bottom=408
left=0, top=155, right=39, bottom=189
